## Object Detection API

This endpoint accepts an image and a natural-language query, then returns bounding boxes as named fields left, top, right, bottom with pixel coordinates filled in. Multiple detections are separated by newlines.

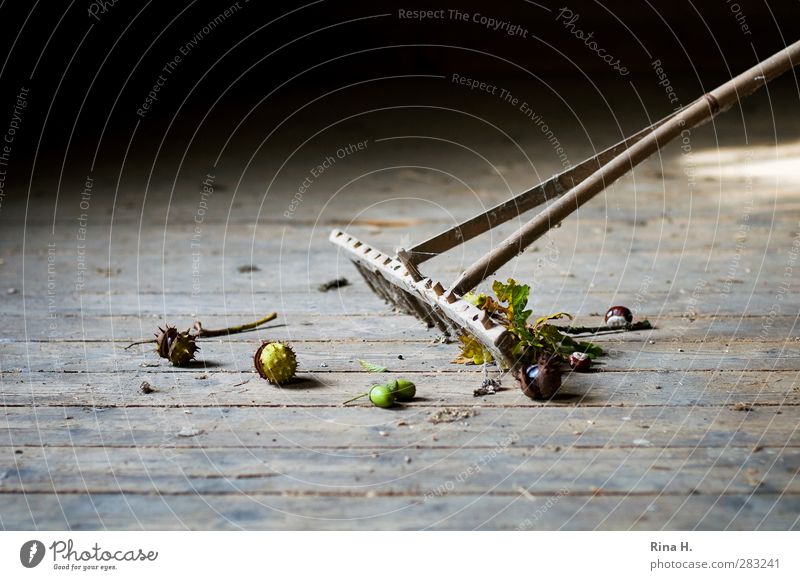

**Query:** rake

left=330, top=41, right=800, bottom=371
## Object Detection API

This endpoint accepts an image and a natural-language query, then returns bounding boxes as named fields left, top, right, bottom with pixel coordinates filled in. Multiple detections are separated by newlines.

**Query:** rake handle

left=407, top=105, right=685, bottom=264
left=449, top=39, right=800, bottom=296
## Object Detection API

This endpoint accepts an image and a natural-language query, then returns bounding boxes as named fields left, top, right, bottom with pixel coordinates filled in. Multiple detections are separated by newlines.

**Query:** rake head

left=329, top=229, right=518, bottom=369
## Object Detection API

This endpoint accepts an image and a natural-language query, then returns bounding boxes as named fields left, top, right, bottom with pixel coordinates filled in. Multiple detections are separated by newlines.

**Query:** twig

left=124, top=339, right=157, bottom=350
left=342, top=393, right=369, bottom=406
left=124, top=313, right=278, bottom=351
left=191, top=313, right=277, bottom=337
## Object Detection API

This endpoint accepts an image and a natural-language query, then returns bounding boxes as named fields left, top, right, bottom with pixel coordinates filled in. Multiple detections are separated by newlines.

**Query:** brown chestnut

left=605, top=305, right=633, bottom=328
left=569, top=351, right=592, bottom=372
left=517, top=354, right=562, bottom=400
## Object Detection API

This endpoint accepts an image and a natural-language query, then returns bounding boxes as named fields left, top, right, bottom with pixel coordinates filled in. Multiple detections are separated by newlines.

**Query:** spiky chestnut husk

left=155, top=325, right=199, bottom=366
left=517, top=353, right=562, bottom=400
left=254, top=341, right=297, bottom=385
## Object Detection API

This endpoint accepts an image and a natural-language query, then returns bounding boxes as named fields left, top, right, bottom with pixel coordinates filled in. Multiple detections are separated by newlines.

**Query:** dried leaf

left=455, top=334, right=493, bottom=365
left=358, top=359, right=388, bottom=373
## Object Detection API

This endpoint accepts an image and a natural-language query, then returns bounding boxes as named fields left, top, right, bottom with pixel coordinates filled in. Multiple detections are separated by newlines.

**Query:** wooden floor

left=1, top=83, right=799, bottom=530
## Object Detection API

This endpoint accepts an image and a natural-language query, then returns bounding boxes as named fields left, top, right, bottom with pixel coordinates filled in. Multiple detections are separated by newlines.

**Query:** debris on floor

left=139, top=381, right=157, bottom=394
left=428, top=407, right=478, bottom=424
left=237, top=264, right=260, bottom=273
left=743, top=467, right=763, bottom=487
left=474, top=377, right=501, bottom=397
left=177, top=427, right=204, bottom=438
left=729, top=401, right=754, bottom=412
left=317, top=277, right=350, bottom=292
left=95, top=267, right=122, bottom=277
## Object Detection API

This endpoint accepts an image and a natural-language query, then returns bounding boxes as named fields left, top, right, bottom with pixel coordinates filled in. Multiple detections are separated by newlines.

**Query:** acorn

left=517, top=354, right=562, bottom=400
left=369, top=384, right=396, bottom=408
left=155, top=325, right=199, bottom=366
left=254, top=341, right=298, bottom=385
left=604, top=305, right=633, bottom=328
left=569, top=351, right=592, bottom=372
left=388, top=378, right=416, bottom=402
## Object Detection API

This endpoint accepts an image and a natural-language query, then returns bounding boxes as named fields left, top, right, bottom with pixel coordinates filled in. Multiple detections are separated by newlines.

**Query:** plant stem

left=124, top=339, right=157, bottom=350
left=561, top=320, right=653, bottom=335
left=193, top=313, right=278, bottom=337
left=342, top=392, right=368, bottom=406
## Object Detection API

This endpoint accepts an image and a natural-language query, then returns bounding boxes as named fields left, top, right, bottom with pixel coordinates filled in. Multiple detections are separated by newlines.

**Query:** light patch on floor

left=686, top=140, right=800, bottom=186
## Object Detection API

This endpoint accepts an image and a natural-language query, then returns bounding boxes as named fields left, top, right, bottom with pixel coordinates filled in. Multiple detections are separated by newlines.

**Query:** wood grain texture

left=1, top=85, right=799, bottom=530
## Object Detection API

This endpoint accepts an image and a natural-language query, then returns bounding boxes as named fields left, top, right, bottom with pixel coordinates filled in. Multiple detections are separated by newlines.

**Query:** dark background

left=0, top=0, right=798, bottom=211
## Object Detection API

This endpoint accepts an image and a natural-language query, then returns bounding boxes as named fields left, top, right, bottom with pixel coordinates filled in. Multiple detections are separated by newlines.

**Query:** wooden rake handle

left=406, top=103, right=687, bottom=265
left=448, top=39, right=800, bottom=296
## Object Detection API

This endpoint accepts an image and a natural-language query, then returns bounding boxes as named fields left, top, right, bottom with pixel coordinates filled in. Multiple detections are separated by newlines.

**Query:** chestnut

left=569, top=351, right=592, bottom=372
left=605, top=305, right=633, bottom=328
left=517, top=354, right=562, bottom=400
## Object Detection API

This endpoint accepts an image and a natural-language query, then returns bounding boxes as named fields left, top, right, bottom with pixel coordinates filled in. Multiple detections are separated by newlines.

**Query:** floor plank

left=2, top=82, right=799, bottom=530
left=1, top=492, right=795, bottom=530
left=2, top=406, right=796, bottom=449
left=2, top=369, right=798, bottom=408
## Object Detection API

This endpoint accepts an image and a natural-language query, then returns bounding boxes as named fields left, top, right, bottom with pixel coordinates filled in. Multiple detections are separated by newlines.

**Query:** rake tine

left=329, top=229, right=515, bottom=367
left=354, top=263, right=390, bottom=302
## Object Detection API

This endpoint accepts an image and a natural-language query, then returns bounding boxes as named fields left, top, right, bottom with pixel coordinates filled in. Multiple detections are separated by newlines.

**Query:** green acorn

left=369, top=384, right=395, bottom=408
left=388, top=378, right=416, bottom=401
left=155, top=325, right=199, bottom=366
left=254, top=341, right=298, bottom=385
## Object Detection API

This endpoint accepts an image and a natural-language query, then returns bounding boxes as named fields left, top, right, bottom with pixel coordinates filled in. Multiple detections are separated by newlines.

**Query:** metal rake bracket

left=329, top=229, right=517, bottom=368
